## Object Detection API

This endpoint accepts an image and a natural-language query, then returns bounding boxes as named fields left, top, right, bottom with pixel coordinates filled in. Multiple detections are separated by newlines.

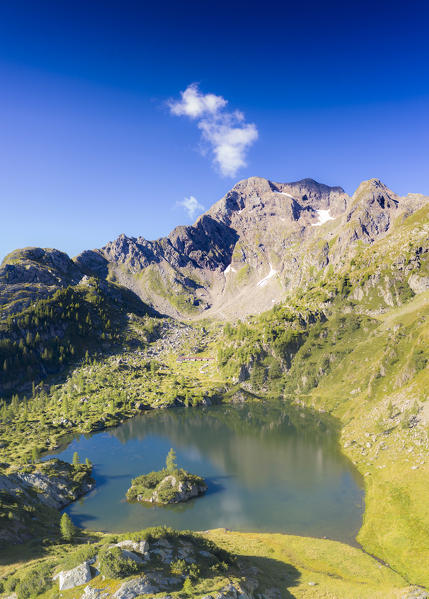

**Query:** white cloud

left=176, top=195, right=204, bottom=219
left=169, top=83, right=227, bottom=119
left=169, top=84, right=258, bottom=177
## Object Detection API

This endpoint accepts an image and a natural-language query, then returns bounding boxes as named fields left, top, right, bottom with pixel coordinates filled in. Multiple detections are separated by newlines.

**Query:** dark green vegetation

left=0, top=276, right=157, bottom=397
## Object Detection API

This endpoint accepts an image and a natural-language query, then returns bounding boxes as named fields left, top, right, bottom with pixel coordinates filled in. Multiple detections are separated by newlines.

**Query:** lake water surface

left=52, top=402, right=363, bottom=543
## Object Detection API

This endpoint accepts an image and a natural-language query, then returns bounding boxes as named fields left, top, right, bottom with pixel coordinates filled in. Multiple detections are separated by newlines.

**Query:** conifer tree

left=60, top=513, right=76, bottom=542
left=166, top=448, right=177, bottom=473
left=31, top=446, right=40, bottom=463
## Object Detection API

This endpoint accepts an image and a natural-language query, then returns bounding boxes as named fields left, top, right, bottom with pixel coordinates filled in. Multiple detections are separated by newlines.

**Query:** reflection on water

left=51, top=401, right=363, bottom=543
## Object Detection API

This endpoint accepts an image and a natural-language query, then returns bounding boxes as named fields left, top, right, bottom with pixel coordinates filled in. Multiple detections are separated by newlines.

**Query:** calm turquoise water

left=51, top=402, right=363, bottom=543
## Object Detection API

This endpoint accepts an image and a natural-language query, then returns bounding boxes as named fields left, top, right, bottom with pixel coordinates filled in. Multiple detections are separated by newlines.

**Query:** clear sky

left=1, top=0, right=428, bottom=261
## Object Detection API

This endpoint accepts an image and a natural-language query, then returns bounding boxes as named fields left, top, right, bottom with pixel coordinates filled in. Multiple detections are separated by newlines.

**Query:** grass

left=206, top=529, right=410, bottom=598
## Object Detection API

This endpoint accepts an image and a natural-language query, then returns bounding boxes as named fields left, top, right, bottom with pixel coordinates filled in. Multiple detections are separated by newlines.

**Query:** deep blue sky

left=1, top=0, right=428, bottom=261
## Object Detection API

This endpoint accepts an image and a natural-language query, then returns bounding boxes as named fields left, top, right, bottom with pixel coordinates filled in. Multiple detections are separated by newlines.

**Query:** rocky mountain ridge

left=1, top=176, right=428, bottom=320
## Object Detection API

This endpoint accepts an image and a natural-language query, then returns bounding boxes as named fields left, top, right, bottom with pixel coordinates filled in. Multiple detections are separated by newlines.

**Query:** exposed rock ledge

left=0, top=459, right=94, bottom=543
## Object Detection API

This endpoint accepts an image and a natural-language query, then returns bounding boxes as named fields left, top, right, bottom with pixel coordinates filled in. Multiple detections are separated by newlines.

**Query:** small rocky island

left=126, top=448, right=207, bottom=505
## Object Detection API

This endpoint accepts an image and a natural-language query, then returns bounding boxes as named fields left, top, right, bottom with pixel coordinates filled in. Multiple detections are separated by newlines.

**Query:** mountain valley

left=1, top=176, right=429, bottom=599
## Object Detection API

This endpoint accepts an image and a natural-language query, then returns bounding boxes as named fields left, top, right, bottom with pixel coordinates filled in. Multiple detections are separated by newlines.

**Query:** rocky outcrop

left=115, top=539, right=149, bottom=554
left=15, top=460, right=95, bottom=509
left=408, top=273, right=429, bottom=294
left=148, top=473, right=207, bottom=504
left=16, top=470, right=94, bottom=510
left=113, top=577, right=157, bottom=599
left=0, top=459, right=94, bottom=544
left=127, top=469, right=207, bottom=505
left=0, top=247, right=82, bottom=316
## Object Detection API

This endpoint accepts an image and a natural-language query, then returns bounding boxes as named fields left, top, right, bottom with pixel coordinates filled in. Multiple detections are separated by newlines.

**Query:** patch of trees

left=0, top=284, right=122, bottom=394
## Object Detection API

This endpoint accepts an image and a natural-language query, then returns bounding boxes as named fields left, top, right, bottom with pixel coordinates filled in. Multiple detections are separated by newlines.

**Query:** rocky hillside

left=0, top=458, right=94, bottom=544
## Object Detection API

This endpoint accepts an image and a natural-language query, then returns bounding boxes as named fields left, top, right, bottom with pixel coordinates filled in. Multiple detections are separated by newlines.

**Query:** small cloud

left=169, top=84, right=258, bottom=177
left=176, top=195, right=205, bottom=219
left=169, top=83, right=227, bottom=119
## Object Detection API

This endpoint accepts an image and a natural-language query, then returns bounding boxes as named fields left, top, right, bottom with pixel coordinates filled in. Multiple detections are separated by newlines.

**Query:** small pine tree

left=72, top=451, right=80, bottom=467
left=60, top=513, right=76, bottom=542
left=166, top=448, right=177, bottom=473
left=182, top=577, right=193, bottom=594
left=85, top=457, right=92, bottom=468
left=31, top=446, right=40, bottom=464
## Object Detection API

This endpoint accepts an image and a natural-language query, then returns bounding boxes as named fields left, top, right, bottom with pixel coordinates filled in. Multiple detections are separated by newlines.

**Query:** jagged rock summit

left=74, top=176, right=428, bottom=318
left=2, top=176, right=428, bottom=320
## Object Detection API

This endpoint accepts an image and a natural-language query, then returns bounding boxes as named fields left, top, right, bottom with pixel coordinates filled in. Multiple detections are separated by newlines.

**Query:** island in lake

left=126, top=448, right=208, bottom=505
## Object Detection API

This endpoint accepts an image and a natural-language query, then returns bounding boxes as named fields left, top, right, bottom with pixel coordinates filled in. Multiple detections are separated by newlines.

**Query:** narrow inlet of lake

left=51, top=401, right=364, bottom=543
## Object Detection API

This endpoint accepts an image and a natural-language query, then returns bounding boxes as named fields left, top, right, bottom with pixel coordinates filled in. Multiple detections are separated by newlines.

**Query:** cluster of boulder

left=52, top=537, right=253, bottom=599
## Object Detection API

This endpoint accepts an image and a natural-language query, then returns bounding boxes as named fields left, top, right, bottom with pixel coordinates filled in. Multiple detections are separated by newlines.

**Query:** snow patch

left=257, top=264, right=277, bottom=287
left=312, top=209, right=335, bottom=226
left=224, top=264, right=236, bottom=275
left=274, top=191, right=295, bottom=199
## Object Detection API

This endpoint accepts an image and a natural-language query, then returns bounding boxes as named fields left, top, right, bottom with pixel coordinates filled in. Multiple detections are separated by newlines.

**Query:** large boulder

left=215, top=584, right=253, bottom=599
left=149, top=474, right=207, bottom=504
left=81, top=586, right=109, bottom=599
left=54, top=561, right=92, bottom=591
left=115, top=539, right=149, bottom=555
left=113, top=576, right=157, bottom=599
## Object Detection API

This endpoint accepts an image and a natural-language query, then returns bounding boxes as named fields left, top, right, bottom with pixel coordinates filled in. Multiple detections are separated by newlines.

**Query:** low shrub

left=98, top=546, right=141, bottom=578
left=15, top=563, right=52, bottom=599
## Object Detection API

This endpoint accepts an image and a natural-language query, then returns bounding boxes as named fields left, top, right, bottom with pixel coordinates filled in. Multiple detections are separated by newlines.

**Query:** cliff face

left=74, top=177, right=428, bottom=319
left=2, top=176, right=428, bottom=320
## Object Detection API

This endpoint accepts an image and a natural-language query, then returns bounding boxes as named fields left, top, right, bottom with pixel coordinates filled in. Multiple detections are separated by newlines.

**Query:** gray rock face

left=113, top=576, right=157, bottom=599
left=401, top=588, right=429, bottom=599
left=119, top=549, right=145, bottom=564
left=140, top=473, right=207, bottom=504
left=214, top=583, right=253, bottom=599
left=73, top=176, right=428, bottom=319
left=80, top=586, right=108, bottom=599
left=2, top=176, right=428, bottom=321
left=408, top=274, right=429, bottom=294
left=54, top=562, right=92, bottom=591
left=16, top=469, right=94, bottom=509
left=115, top=539, right=149, bottom=555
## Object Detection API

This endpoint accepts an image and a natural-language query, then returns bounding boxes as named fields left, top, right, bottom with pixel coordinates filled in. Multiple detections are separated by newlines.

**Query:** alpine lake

left=49, top=401, right=364, bottom=544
